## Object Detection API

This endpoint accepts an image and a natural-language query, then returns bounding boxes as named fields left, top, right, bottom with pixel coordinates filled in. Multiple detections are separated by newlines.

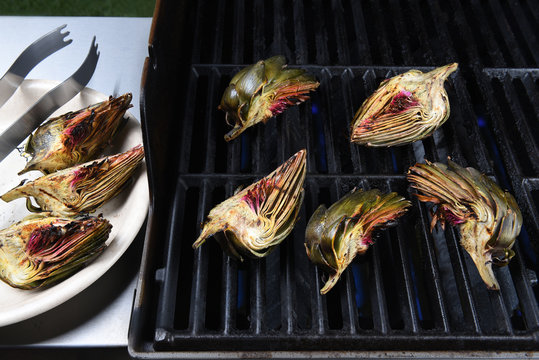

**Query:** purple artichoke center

left=388, top=90, right=418, bottom=114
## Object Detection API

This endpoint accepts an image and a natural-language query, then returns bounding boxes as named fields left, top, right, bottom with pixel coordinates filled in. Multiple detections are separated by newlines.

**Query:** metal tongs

left=0, top=25, right=71, bottom=107
left=0, top=25, right=100, bottom=163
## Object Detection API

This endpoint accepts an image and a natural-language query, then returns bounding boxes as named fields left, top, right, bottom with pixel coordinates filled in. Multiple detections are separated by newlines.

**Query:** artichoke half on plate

left=0, top=215, right=111, bottom=289
left=305, top=189, right=410, bottom=294
left=19, top=93, right=133, bottom=175
left=193, top=149, right=307, bottom=260
left=407, top=159, right=522, bottom=290
left=219, top=56, right=319, bottom=141
left=1, top=145, right=144, bottom=217
left=350, top=63, right=458, bottom=147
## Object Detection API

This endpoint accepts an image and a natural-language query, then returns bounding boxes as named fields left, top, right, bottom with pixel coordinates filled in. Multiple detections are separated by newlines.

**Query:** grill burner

left=129, top=0, right=539, bottom=356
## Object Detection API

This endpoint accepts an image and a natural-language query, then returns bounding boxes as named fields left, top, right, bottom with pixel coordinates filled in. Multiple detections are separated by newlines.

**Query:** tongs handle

left=0, top=25, right=72, bottom=108
left=0, top=37, right=99, bottom=163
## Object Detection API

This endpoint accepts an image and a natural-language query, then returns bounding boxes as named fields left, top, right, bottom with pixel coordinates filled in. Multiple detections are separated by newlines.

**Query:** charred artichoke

left=351, top=63, right=458, bottom=147
left=19, top=93, right=133, bottom=175
left=305, top=189, right=410, bottom=294
left=0, top=215, right=111, bottom=289
left=2, top=145, right=144, bottom=217
left=219, top=55, right=319, bottom=141
left=193, top=149, right=306, bottom=260
left=407, top=159, right=522, bottom=290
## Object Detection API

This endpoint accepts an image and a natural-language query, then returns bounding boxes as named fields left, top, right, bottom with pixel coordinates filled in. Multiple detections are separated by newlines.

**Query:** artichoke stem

left=0, top=186, right=25, bottom=203
left=320, top=271, right=343, bottom=295
left=470, top=253, right=500, bottom=290
left=193, top=220, right=223, bottom=250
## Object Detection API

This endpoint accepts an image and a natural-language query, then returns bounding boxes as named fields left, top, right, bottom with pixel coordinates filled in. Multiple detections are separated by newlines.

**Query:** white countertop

left=0, top=16, right=152, bottom=347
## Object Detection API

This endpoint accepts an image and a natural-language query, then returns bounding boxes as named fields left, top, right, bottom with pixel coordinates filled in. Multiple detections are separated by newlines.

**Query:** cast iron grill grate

left=130, top=0, right=539, bottom=356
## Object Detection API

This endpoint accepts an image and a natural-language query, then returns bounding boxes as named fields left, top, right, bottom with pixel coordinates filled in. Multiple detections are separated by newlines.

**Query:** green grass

left=0, top=0, right=155, bottom=17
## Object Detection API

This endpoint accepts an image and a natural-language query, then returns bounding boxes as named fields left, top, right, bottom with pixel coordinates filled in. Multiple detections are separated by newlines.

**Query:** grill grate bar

left=221, top=182, right=239, bottom=334
left=390, top=182, right=420, bottom=333
left=281, top=222, right=296, bottom=333
left=312, top=0, right=330, bottom=65
left=449, top=75, right=492, bottom=172
left=189, top=181, right=211, bottom=334
left=404, top=0, right=435, bottom=64
left=252, top=0, right=264, bottom=59
left=231, top=0, right=245, bottom=63
left=425, top=1, right=458, bottom=63
left=188, top=181, right=211, bottom=334
left=154, top=180, right=190, bottom=333
left=509, top=241, right=539, bottom=330
left=467, top=0, right=505, bottom=67
left=342, top=266, right=359, bottom=333
left=312, top=267, right=327, bottom=334
left=188, top=1, right=203, bottom=64
left=292, top=0, right=307, bottom=64
left=478, top=73, right=526, bottom=180
left=250, top=260, right=265, bottom=334
left=363, top=0, right=393, bottom=65
left=445, top=228, right=482, bottom=333
left=500, top=75, right=539, bottom=174
left=524, top=0, right=539, bottom=23
left=347, top=0, right=372, bottom=64
left=370, top=233, right=390, bottom=334
left=446, top=0, right=483, bottom=68
left=271, top=0, right=287, bottom=56
left=203, top=68, right=219, bottom=173
left=394, top=221, right=420, bottom=333
left=486, top=0, right=527, bottom=68
left=522, top=178, right=539, bottom=232
left=226, top=0, right=245, bottom=174
left=341, top=69, right=363, bottom=173
left=330, top=0, right=350, bottom=65
left=386, top=0, right=414, bottom=65
left=221, top=250, right=237, bottom=333
left=489, top=289, right=514, bottom=335
left=178, top=68, right=199, bottom=173
left=414, top=198, right=451, bottom=332
left=505, top=0, right=539, bottom=65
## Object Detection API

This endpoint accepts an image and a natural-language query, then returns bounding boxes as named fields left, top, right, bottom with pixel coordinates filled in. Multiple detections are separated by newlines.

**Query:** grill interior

left=129, top=0, right=539, bottom=355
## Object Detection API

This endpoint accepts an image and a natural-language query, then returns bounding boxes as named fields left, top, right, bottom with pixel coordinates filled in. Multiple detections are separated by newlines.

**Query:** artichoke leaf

left=193, top=149, right=307, bottom=260
left=408, top=159, right=522, bottom=290
left=1, top=145, right=144, bottom=217
left=351, top=63, right=458, bottom=147
left=220, top=56, right=319, bottom=141
left=305, top=188, right=410, bottom=294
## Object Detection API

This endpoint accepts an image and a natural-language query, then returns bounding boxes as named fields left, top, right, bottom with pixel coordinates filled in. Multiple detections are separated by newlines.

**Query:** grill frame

left=129, top=0, right=539, bottom=357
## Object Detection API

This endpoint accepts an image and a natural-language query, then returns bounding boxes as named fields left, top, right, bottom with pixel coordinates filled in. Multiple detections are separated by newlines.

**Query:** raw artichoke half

left=1, top=145, right=144, bottom=217
left=219, top=55, right=319, bottom=141
left=0, top=215, right=111, bottom=289
left=19, top=93, right=133, bottom=175
left=350, top=63, right=458, bottom=147
left=193, top=149, right=307, bottom=260
left=305, top=188, right=410, bottom=294
left=407, top=159, right=522, bottom=290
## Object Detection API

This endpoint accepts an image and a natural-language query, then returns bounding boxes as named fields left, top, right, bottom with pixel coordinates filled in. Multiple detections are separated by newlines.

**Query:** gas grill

left=128, top=0, right=539, bottom=357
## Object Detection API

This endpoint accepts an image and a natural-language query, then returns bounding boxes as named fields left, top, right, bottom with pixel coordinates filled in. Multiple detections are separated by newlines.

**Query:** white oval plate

left=0, top=80, right=148, bottom=327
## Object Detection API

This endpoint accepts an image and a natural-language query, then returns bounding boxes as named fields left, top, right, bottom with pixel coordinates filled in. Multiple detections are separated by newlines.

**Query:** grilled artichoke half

left=219, top=55, right=319, bottom=141
left=2, top=145, right=144, bottom=217
left=193, top=149, right=307, bottom=260
left=407, top=159, right=522, bottom=290
left=0, top=215, right=111, bottom=289
left=19, top=93, right=133, bottom=175
left=351, top=63, right=458, bottom=147
left=305, top=189, right=410, bottom=294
